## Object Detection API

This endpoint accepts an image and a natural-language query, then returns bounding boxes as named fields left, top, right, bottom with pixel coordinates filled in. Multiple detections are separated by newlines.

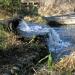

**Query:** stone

left=3, top=71, right=12, bottom=75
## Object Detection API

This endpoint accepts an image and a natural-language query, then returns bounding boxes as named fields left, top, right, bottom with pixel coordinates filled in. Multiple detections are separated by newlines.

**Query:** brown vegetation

left=38, top=0, right=75, bottom=16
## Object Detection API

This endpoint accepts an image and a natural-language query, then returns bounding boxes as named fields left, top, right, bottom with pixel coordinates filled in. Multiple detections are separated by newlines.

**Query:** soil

left=0, top=36, right=49, bottom=75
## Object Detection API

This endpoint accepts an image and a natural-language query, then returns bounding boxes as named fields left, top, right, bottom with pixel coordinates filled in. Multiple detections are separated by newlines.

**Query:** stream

left=2, top=19, right=75, bottom=75
left=17, top=20, right=75, bottom=54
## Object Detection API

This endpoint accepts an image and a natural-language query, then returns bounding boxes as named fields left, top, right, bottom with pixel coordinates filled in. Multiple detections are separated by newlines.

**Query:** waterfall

left=18, top=20, right=30, bottom=31
left=47, top=28, right=70, bottom=53
left=17, top=20, right=70, bottom=53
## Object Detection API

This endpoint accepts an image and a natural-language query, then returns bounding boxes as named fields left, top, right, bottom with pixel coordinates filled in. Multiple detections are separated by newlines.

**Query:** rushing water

left=17, top=20, right=73, bottom=53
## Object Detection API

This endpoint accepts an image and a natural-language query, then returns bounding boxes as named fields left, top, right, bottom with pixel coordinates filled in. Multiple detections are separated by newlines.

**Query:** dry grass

left=38, top=2, right=75, bottom=16
left=55, top=52, right=75, bottom=71
left=34, top=51, right=75, bottom=75
left=0, top=24, right=21, bottom=50
left=5, top=33, right=22, bottom=48
left=0, top=32, right=21, bottom=50
left=24, top=16, right=47, bottom=24
left=0, top=10, right=10, bottom=20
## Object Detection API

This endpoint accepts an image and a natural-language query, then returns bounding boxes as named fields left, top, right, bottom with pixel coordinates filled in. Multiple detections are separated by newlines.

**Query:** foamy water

left=18, top=20, right=71, bottom=53
left=47, top=28, right=70, bottom=53
left=18, top=20, right=30, bottom=31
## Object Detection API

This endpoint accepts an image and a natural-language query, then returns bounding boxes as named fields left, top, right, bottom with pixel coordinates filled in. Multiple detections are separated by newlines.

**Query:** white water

left=18, top=20, right=30, bottom=31
left=18, top=20, right=70, bottom=53
left=47, top=28, right=70, bottom=53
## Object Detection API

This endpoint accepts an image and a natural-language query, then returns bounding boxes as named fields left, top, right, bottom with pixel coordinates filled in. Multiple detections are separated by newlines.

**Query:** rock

left=3, top=73, right=11, bottom=75
left=3, top=71, right=12, bottom=75
left=44, top=13, right=75, bottom=25
left=11, top=64, right=22, bottom=75
left=11, top=67, right=20, bottom=74
left=47, top=21, right=64, bottom=27
left=14, top=63, right=23, bottom=69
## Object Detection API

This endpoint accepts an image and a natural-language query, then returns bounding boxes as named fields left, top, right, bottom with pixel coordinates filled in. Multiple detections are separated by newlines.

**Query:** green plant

left=0, top=30, right=6, bottom=49
left=0, top=24, right=9, bottom=49
left=36, top=52, right=53, bottom=70
left=48, top=52, right=53, bottom=70
left=0, top=0, right=21, bottom=15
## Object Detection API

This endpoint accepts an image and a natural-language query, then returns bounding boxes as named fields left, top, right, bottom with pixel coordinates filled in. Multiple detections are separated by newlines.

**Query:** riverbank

left=0, top=13, right=75, bottom=75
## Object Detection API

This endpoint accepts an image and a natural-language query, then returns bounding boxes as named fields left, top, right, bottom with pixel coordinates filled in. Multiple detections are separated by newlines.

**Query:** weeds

left=35, top=52, right=54, bottom=71
left=24, top=16, right=47, bottom=24
left=0, top=23, right=20, bottom=50
left=37, top=52, right=53, bottom=71
left=48, top=52, right=53, bottom=70
left=0, top=24, right=8, bottom=49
